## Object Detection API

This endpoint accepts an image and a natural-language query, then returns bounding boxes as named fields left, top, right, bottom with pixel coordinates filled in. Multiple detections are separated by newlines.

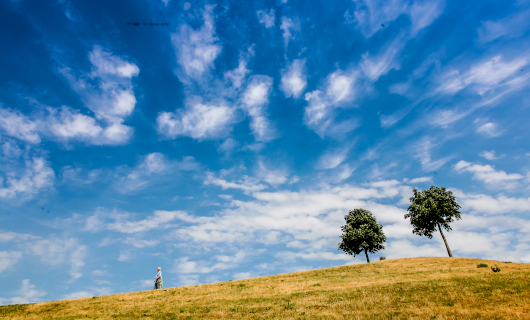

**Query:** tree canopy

left=338, top=208, right=386, bottom=263
left=405, top=186, right=462, bottom=257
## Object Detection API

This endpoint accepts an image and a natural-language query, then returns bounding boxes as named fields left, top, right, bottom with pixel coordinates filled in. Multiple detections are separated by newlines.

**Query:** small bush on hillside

left=491, top=265, right=501, bottom=273
left=477, top=263, right=488, bottom=268
left=379, top=256, right=386, bottom=261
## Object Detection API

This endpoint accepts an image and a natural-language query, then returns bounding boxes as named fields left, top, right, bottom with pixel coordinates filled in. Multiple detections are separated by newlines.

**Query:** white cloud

left=117, top=152, right=198, bottom=192
left=281, top=59, right=307, bottom=98
left=0, top=108, right=41, bottom=143
left=0, top=232, right=38, bottom=243
left=118, top=250, right=132, bottom=262
left=204, top=172, right=268, bottom=193
left=174, top=251, right=250, bottom=278
left=480, top=150, right=504, bottom=160
left=428, top=109, right=467, bottom=128
left=318, top=147, right=350, bottom=170
left=72, top=46, right=138, bottom=123
left=0, top=104, right=133, bottom=146
left=48, top=107, right=102, bottom=140
left=218, top=138, right=238, bottom=155
left=407, top=176, right=433, bottom=184
left=454, top=160, right=524, bottom=189
left=304, top=71, right=358, bottom=138
left=0, top=251, right=22, bottom=273
left=49, top=106, right=132, bottom=146
left=369, top=163, right=397, bottom=180
left=438, top=55, right=527, bottom=95
left=384, top=240, right=445, bottom=259
left=107, top=210, right=183, bottom=233
left=408, top=0, right=445, bottom=34
left=0, top=157, right=55, bottom=199
left=326, top=71, right=354, bottom=103
left=123, top=237, right=160, bottom=248
left=29, top=238, right=87, bottom=280
left=257, top=9, right=275, bottom=28
left=58, top=45, right=139, bottom=145
left=476, top=121, right=501, bottom=137
left=174, top=182, right=414, bottom=247
left=224, top=60, right=250, bottom=89
left=159, top=181, right=530, bottom=274
left=346, top=0, right=409, bottom=38
left=452, top=189, right=530, bottom=215
left=346, top=0, right=444, bottom=38
left=89, top=46, right=139, bottom=79
left=280, top=17, right=297, bottom=47
left=242, top=75, right=274, bottom=141
left=172, top=5, right=221, bottom=80
left=360, top=39, right=402, bottom=81
left=256, top=162, right=288, bottom=186
left=61, top=166, right=101, bottom=185
left=5, top=280, right=46, bottom=305
left=413, top=138, right=451, bottom=172
left=478, top=9, right=530, bottom=43
left=157, top=100, right=236, bottom=140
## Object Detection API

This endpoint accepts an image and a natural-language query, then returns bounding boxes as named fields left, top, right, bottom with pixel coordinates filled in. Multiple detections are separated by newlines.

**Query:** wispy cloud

left=116, top=153, right=199, bottom=192
left=85, top=209, right=182, bottom=234
left=29, top=237, right=87, bottom=280
left=360, top=37, right=403, bottom=81
left=242, top=75, right=275, bottom=141
left=0, top=108, right=41, bottom=144
left=478, top=9, right=530, bottom=43
left=345, top=0, right=445, bottom=38
left=304, top=70, right=358, bottom=138
left=474, top=119, right=502, bottom=137
left=281, top=59, right=307, bottom=98
left=0, top=157, right=55, bottom=200
left=413, top=138, right=451, bottom=172
left=280, top=17, right=298, bottom=48
left=0, top=251, right=22, bottom=274
left=437, top=55, right=527, bottom=95
left=157, top=99, right=237, bottom=140
left=454, top=160, right=524, bottom=189
left=172, top=5, right=221, bottom=81
left=480, top=150, right=504, bottom=160
left=257, top=9, right=275, bottom=28
left=2, top=280, right=46, bottom=305
left=204, top=172, right=268, bottom=193
left=59, top=45, right=139, bottom=145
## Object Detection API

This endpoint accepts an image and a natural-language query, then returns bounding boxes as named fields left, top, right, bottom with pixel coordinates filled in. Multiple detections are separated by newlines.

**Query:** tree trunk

left=438, top=223, right=453, bottom=257
left=364, top=249, right=370, bottom=263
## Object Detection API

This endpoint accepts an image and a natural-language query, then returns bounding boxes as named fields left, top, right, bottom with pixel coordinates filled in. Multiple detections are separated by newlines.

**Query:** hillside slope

left=1, top=257, right=529, bottom=319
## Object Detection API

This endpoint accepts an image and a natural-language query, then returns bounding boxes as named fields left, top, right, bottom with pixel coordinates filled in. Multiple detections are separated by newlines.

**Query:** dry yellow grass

left=1, top=257, right=529, bottom=319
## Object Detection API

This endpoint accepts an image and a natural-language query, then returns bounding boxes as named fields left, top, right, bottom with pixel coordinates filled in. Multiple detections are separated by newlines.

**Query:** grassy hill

left=1, top=257, right=529, bottom=319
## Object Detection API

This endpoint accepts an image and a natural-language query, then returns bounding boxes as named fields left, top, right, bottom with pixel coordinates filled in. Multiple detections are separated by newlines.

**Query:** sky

left=1, top=0, right=530, bottom=305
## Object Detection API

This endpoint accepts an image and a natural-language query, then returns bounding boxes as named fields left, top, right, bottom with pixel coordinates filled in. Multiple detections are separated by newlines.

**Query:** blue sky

left=1, top=0, right=530, bottom=304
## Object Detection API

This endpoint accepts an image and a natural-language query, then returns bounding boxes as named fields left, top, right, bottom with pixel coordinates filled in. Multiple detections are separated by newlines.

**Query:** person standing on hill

left=154, top=267, right=162, bottom=289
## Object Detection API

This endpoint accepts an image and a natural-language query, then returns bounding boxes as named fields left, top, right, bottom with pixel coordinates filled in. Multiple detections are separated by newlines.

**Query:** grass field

left=1, top=257, right=529, bottom=319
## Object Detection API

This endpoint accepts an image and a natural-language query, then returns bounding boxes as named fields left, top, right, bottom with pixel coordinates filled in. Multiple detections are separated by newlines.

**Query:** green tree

left=338, top=208, right=386, bottom=263
left=405, top=186, right=462, bottom=257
